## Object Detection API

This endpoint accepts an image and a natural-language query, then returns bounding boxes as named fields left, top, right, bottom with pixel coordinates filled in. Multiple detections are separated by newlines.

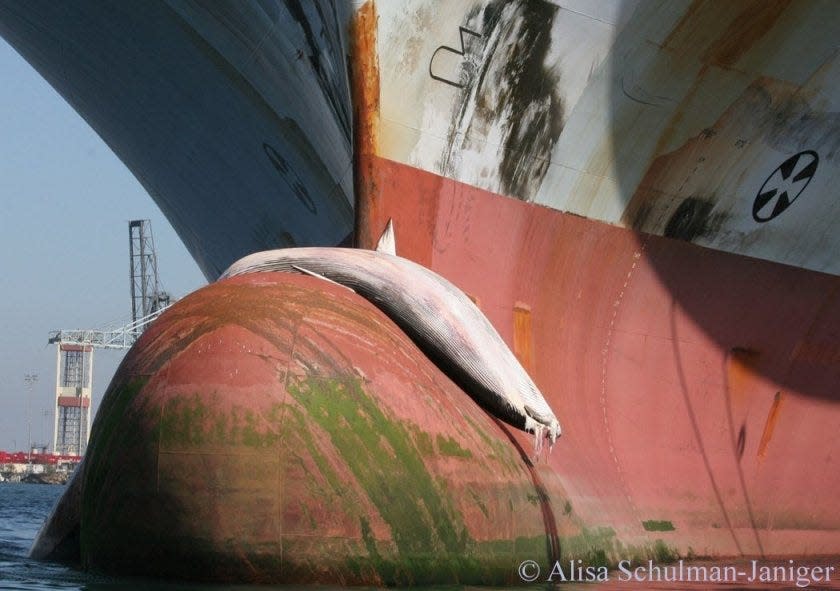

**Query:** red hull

left=70, top=273, right=584, bottom=583
left=359, top=155, right=840, bottom=557
left=36, top=158, right=840, bottom=584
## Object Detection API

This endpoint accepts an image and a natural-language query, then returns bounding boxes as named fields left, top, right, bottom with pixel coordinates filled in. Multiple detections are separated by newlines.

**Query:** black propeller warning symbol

left=753, top=150, right=818, bottom=222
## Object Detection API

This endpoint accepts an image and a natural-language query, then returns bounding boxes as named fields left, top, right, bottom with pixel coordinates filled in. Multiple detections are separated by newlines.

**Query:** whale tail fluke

left=375, top=219, right=396, bottom=256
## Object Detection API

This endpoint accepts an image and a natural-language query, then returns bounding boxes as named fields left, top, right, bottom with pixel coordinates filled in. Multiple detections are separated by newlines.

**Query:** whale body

left=221, top=246, right=562, bottom=445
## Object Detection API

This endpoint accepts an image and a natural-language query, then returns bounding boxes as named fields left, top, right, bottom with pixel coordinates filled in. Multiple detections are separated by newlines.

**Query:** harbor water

left=0, top=482, right=333, bottom=591
left=2, top=483, right=839, bottom=590
left=0, top=483, right=95, bottom=590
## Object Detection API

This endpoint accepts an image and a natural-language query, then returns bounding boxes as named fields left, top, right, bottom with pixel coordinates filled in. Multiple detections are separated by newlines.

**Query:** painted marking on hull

left=753, top=151, right=819, bottom=222
left=428, top=26, right=483, bottom=89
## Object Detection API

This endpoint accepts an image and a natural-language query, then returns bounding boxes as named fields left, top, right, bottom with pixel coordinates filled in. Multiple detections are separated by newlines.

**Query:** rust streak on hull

left=705, top=0, right=791, bottom=68
left=351, top=1, right=381, bottom=250
left=757, top=391, right=785, bottom=461
left=513, top=303, right=536, bottom=376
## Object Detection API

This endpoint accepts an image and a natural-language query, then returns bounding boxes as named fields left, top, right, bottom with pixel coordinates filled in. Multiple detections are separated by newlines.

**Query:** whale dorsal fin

left=375, top=219, right=396, bottom=256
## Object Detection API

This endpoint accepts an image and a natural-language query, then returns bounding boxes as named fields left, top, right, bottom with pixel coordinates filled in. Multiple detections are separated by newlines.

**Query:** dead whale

left=221, top=222, right=562, bottom=446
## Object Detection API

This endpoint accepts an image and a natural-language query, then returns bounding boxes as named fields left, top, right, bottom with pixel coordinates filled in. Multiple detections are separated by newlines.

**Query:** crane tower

left=129, top=219, right=170, bottom=321
left=48, top=220, right=171, bottom=456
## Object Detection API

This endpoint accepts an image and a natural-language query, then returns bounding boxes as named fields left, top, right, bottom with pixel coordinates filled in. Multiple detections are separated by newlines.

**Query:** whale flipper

left=291, top=265, right=354, bottom=292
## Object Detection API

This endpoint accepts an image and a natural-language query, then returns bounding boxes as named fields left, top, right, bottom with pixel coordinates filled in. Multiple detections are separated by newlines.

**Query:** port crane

left=46, top=220, right=170, bottom=456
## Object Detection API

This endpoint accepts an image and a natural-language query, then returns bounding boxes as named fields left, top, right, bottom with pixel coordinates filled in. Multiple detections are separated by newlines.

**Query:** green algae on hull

left=288, top=375, right=483, bottom=584
left=79, top=372, right=682, bottom=584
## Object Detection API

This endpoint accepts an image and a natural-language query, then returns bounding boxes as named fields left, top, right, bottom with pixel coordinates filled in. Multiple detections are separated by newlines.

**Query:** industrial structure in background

left=129, top=219, right=170, bottom=323
left=46, top=219, right=170, bottom=457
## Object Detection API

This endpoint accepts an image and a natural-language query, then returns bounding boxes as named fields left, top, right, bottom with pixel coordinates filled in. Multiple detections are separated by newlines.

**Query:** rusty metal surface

left=359, top=154, right=840, bottom=559
left=372, top=0, right=840, bottom=275
left=351, top=1, right=381, bottom=250
left=359, top=6, right=840, bottom=563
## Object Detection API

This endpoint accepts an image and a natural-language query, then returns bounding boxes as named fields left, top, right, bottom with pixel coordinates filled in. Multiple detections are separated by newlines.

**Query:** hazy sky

left=0, top=37, right=207, bottom=452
